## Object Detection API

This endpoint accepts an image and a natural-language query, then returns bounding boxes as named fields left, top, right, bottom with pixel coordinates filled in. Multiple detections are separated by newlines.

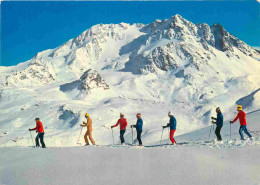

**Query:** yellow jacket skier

left=81, top=113, right=95, bottom=146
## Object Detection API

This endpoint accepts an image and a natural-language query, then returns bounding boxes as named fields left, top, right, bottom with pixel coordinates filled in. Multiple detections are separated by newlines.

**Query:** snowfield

left=0, top=110, right=260, bottom=185
left=1, top=145, right=260, bottom=185
left=1, top=14, right=260, bottom=185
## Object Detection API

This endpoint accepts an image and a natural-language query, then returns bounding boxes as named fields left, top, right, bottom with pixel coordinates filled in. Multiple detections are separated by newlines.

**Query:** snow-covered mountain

left=0, top=14, right=260, bottom=147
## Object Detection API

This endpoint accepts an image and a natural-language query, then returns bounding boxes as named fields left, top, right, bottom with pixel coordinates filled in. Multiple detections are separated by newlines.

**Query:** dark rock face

left=80, top=69, right=109, bottom=91
left=211, top=24, right=233, bottom=52
left=59, top=69, right=109, bottom=94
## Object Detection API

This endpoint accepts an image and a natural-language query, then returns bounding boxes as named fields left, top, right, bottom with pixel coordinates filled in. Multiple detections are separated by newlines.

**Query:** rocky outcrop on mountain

left=60, top=69, right=109, bottom=95
left=80, top=69, right=109, bottom=91
left=1, top=59, right=56, bottom=87
left=121, top=14, right=259, bottom=74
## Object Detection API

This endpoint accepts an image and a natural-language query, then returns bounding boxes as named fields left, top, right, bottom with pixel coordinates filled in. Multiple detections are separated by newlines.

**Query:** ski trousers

left=215, top=126, right=222, bottom=141
left=120, top=129, right=126, bottom=144
left=239, top=125, right=252, bottom=140
left=137, top=130, right=142, bottom=145
left=36, top=132, right=46, bottom=148
left=84, top=130, right=95, bottom=145
left=169, top=130, right=176, bottom=144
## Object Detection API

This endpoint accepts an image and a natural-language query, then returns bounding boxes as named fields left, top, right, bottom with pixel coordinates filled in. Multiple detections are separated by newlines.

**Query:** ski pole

left=160, top=127, right=164, bottom=145
left=168, top=127, right=170, bottom=144
left=131, top=127, right=134, bottom=144
left=29, top=131, right=35, bottom=147
left=208, top=125, right=213, bottom=140
left=111, top=128, right=114, bottom=145
left=230, top=123, right=231, bottom=140
left=77, top=126, right=83, bottom=144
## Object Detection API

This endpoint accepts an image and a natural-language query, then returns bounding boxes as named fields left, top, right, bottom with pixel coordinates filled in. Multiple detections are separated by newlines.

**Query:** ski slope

left=0, top=110, right=260, bottom=185
left=174, top=109, right=260, bottom=145
left=1, top=14, right=260, bottom=148
left=1, top=14, right=260, bottom=185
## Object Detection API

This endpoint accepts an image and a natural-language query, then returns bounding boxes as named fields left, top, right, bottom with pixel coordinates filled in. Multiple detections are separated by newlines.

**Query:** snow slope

left=1, top=146, right=260, bottom=185
left=0, top=110, right=260, bottom=185
left=174, top=109, right=260, bottom=147
left=0, top=14, right=260, bottom=147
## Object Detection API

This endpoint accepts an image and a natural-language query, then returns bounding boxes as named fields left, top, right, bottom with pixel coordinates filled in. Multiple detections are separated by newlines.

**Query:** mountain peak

left=171, top=14, right=184, bottom=21
left=1, top=14, right=259, bottom=87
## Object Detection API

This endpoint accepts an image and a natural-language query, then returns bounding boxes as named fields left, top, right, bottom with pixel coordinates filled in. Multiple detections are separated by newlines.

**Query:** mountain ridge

left=1, top=14, right=258, bottom=87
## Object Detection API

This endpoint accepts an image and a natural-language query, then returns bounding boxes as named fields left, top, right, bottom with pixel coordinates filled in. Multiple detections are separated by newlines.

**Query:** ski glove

left=29, top=129, right=32, bottom=131
left=111, top=126, right=114, bottom=128
left=162, top=126, right=166, bottom=129
left=230, top=121, right=233, bottom=124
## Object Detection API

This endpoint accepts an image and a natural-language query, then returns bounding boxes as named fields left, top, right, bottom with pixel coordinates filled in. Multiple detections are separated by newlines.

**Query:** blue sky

left=1, top=1, right=259, bottom=66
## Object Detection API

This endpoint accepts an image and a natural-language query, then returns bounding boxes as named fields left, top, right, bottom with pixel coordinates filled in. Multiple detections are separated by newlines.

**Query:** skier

left=230, top=105, right=252, bottom=140
left=211, top=107, right=223, bottom=141
left=130, top=113, right=143, bottom=146
left=111, top=113, right=128, bottom=144
left=162, top=111, right=177, bottom=145
left=29, top=118, right=46, bottom=148
left=81, top=113, right=95, bottom=146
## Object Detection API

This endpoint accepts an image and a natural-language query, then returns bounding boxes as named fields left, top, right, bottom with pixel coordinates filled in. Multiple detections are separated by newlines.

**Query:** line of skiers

left=28, top=105, right=253, bottom=148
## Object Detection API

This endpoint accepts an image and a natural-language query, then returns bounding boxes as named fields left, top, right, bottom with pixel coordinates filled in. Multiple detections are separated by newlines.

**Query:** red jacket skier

left=230, top=105, right=252, bottom=140
left=29, top=118, right=46, bottom=148
left=30, top=119, right=45, bottom=133
left=111, top=113, right=128, bottom=144
left=231, top=109, right=247, bottom=125
left=112, top=117, right=127, bottom=130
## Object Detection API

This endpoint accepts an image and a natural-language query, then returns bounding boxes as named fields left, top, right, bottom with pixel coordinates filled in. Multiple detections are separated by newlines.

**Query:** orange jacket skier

left=81, top=113, right=95, bottom=146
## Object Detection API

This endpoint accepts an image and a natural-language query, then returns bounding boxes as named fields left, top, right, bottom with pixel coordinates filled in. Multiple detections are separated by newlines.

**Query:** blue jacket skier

left=131, top=113, right=143, bottom=146
left=211, top=107, right=223, bottom=141
left=163, top=111, right=177, bottom=144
